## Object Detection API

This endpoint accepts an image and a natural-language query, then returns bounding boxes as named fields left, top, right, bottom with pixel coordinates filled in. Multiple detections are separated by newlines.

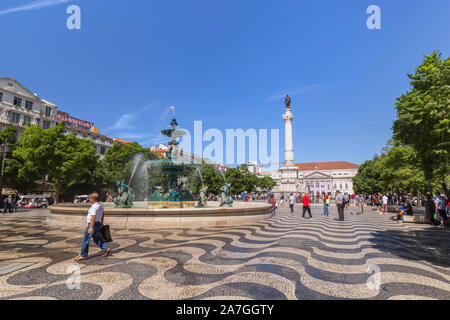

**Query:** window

left=345, top=184, right=348, bottom=190
left=36, top=118, right=40, bottom=126
left=45, top=107, right=52, bottom=116
left=25, top=101, right=33, bottom=110
left=12, top=113, right=20, bottom=124
left=14, top=97, right=22, bottom=107
left=43, top=120, right=51, bottom=129
left=23, top=116, right=32, bottom=124
left=100, top=147, right=106, bottom=155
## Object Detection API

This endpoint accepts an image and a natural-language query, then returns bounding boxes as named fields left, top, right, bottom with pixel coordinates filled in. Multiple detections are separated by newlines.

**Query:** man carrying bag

left=74, top=193, right=111, bottom=261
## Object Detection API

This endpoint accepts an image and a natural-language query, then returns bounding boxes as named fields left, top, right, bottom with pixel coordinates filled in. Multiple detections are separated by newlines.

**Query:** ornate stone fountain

left=146, top=116, right=198, bottom=208
left=49, top=111, right=271, bottom=229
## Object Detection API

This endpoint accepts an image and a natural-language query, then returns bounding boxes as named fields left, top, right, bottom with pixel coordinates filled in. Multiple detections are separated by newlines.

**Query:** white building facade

left=268, top=162, right=359, bottom=195
left=0, top=78, right=58, bottom=135
left=0, top=78, right=113, bottom=159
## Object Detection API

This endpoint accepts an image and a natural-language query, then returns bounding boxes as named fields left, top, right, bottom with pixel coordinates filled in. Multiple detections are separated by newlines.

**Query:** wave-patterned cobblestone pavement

left=0, top=207, right=449, bottom=300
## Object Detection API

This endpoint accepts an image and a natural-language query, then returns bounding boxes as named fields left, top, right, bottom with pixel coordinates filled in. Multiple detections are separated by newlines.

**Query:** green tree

left=256, top=176, right=277, bottom=192
left=0, top=126, right=18, bottom=145
left=58, top=135, right=101, bottom=200
left=187, top=164, right=224, bottom=195
left=393, top=50, right=450, bottom=196
left=13, top=123, right=100, bottom=202
left=377, top=143, right=427, bottom=195
left=352, top=159, right=383, bottom=195
left=0, top=127, right=31, bottom=193
left=225, top=165, right=259, bottom=194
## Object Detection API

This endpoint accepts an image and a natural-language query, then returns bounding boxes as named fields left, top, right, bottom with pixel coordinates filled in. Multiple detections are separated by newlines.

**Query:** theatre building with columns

left=263, top=95, right=360, bottom=196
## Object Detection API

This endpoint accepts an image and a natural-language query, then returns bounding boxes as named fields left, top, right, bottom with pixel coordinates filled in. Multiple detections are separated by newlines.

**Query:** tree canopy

left=12, top=123, right=100, bottom=202
left=353, top=159, right=383, bottom=195
left=393, top=50, right=450, bottom=195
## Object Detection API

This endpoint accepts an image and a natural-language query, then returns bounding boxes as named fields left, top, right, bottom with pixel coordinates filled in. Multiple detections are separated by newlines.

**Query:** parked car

left=18, top=195, right=52, bottom=209
left=74, top=195, right=89, bottom=204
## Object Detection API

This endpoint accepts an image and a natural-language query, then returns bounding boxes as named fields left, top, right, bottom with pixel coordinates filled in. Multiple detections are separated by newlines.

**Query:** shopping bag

left=100, top=225, right=113, bottom=243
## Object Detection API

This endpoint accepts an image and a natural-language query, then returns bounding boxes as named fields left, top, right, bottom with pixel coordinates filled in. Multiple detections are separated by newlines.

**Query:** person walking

left=335, top=190, right=345, bottom=221
left=382, top=194, right=388, bottom=215
left=280, top=192, right=285, bottom=209
left=3, top=195, right=12, bottom=214
left=302, top=192, right=312, bottom=219
left=343, top=193, right=350, bottom=209
left=269, top=194, right=277, bottom=215
left=359, top=195, right=365, bottom=214
left=11, top=195, right=17, bottom=212
left=289, top=193, right=295, bottom=213
left=74, top=193, right=111, bottom=261
left=323, top=192, right=330, bottom=216
left=434, top=192, right=448, bottom=228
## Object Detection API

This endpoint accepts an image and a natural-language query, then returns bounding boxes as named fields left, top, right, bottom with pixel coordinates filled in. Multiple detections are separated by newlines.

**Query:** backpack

left=343, top=195, right=349, bottom=205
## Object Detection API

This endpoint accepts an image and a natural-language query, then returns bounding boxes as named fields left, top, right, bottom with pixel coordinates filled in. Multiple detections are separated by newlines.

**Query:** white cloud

left=106, top=107, right=150, bottom=131
left=107, top=113, right=138, bottom=131
left=0, top=0, right=74, bottom=16
left=105, top=106, right=171, bottom=147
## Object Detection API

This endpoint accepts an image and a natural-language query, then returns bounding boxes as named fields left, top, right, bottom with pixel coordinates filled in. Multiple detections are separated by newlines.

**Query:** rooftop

left=295, top=161, right=360, bottom=171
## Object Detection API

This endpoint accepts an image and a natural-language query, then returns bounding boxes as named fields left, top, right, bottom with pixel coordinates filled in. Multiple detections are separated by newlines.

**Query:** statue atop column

left=285, top=94, right=291, bottom=109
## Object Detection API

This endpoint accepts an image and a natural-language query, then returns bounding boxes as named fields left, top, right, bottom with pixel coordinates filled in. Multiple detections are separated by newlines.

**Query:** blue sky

left=1, top=0, right=449, bottom=167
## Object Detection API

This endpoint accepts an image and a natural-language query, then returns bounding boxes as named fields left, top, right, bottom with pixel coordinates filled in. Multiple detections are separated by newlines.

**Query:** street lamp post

left=0, top=139, right=12, bottom=198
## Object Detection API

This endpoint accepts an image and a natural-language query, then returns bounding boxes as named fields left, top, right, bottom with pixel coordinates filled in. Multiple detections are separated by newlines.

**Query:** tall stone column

left=279, top=95, right=299, bottom=194
left=283, top=107, right=294, bottom=167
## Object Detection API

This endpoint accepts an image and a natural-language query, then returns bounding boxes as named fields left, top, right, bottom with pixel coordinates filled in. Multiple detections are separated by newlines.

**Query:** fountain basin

left=48, top=202, right=273, bottom=230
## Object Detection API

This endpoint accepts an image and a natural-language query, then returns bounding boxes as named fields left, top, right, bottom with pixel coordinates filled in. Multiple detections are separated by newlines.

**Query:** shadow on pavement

left=368, top=227, right=450, bottom=268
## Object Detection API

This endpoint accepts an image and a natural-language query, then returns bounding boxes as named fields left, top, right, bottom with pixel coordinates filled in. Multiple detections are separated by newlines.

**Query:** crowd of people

left=264, top=191, right=449, bottom=227
left=233, top=192, right=271, bottom=202
left=1, top=195, right=19, bottom=214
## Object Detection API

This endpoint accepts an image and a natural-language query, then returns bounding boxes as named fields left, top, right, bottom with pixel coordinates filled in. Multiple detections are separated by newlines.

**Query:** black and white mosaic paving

left=0, top=207, right=449, bottom=300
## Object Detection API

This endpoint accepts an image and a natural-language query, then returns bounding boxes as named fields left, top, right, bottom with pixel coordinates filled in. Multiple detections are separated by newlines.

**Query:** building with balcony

left=0, top=78, right=58, bottom=136
left=0, top=78, right=113, bottom=159
left=62, top=125, right=113, bottom=159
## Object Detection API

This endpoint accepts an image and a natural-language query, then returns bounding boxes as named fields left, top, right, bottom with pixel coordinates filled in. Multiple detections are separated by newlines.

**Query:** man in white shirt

left=335, top=191, right=345, bottom=221
left=382, top=195, right=388, bottom=215
left=289, top=194, right=295, bottom=213
left=75, top=193, right=111, bottom=261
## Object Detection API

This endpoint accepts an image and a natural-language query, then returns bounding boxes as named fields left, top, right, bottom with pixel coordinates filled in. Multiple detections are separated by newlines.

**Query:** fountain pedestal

left=147, top=201, right=196, bottom=209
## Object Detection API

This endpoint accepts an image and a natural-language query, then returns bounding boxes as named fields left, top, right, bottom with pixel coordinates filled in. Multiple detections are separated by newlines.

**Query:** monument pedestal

left=279, top=166, right=299, bottom=194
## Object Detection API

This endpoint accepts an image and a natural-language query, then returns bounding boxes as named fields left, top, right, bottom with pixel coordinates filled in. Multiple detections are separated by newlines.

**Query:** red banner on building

left=57, top=112, right=94, bottom=129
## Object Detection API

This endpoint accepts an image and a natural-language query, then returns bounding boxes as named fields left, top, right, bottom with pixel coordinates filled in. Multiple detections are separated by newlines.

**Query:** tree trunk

left=55, top=178, right=61, bottom=204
